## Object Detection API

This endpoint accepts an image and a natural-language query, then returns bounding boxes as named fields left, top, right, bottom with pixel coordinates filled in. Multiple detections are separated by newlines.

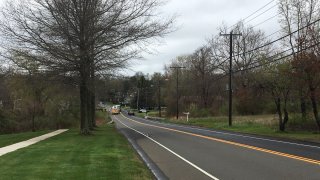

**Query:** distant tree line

left=107, top=0, right=320, bottom=132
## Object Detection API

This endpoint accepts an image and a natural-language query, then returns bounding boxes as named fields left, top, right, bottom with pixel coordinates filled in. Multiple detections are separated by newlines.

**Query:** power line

left=265, top=29, right=282, bottom=39
left=235, top=18, right=320, bottom=57
left=212, top=40, right=320, bottom=83
left=213, top=18, right=320, bottom=80
left=251, top=12, right=280, bottom=29
left=244, top=4, right=278, bottom=25
left=227, top=0, right=276, bottom=30
left=234, top=41, right=320, bottom=74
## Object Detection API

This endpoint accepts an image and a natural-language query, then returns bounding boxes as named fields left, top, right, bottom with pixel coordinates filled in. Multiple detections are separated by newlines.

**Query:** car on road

left=111, top=105, right=121, bottom=115
left=127, top=110, right=135, bottom=116
left=139, top=109, right=147, bottom=113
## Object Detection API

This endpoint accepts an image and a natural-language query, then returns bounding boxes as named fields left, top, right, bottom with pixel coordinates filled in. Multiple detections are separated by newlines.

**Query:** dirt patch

left=96, top=118, right=105, bottom=126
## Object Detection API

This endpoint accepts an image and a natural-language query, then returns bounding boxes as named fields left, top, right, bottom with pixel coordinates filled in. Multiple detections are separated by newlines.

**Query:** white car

left=139, top=109, right=147, bottom=113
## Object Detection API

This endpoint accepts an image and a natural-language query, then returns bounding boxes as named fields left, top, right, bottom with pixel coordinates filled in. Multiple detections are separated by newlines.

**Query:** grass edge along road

left=0, top=124, right=152, bottom=180
left=138, top=111, right=320, bottom=143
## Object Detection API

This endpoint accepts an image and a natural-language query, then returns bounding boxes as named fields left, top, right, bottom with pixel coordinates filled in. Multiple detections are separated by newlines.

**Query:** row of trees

left=0, top=67, right=79, bottom=134
left=164, top=0, right=320, bottom=131
left=166, top=0, right=320, bottom=131
left=106, top=0, right=320, bottom=132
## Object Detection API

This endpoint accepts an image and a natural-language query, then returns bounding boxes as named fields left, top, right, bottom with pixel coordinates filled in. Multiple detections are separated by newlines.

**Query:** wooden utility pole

left=220, top=31, right=242, bottom=126
left=170, top=66, right=185, bottom=119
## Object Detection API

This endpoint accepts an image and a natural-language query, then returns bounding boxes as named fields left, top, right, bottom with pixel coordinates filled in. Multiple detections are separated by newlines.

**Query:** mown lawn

left=0, top=125, right=152, bottom=180
left=0, top=130, right=52, bottom=148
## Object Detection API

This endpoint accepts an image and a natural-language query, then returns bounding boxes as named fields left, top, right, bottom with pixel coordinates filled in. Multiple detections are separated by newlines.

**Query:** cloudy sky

left=126, top=0, right=279, bottom=76
left=0, top=0, right=280, bottom=75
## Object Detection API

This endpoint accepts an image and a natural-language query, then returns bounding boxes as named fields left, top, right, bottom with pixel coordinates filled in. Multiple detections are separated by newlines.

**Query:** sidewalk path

left=0, top=129, right=68, bottom=157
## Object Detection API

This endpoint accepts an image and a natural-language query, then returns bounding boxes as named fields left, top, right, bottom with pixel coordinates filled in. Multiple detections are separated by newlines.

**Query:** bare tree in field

left=208, top=22, right=270, bottom=86
left=0, top=0, right=173, bottom=134
left=189, top=46, right=217, bottom=108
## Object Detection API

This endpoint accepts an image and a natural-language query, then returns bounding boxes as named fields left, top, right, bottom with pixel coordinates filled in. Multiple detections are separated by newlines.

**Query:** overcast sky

left=0, top=0, right=280, bottom=76
left=125, top=0, right=279, bottom=76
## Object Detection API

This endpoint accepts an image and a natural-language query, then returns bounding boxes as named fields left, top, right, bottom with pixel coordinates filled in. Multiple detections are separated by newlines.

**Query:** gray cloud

left=128, top=0, right=279, bottom=76
left=0, top=0, right=279, bottom=76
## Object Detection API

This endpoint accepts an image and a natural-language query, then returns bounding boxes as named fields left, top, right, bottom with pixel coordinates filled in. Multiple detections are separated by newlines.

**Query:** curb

left=118, top=128, right=168, bottom=180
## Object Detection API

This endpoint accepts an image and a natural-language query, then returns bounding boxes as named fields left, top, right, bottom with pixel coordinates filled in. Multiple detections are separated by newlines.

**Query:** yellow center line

left=120, top=113, right=320, bottom=165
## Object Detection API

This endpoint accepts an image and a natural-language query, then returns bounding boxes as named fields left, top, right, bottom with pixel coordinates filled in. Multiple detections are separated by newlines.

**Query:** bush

left=186, top=104, right=211, bottom=117
left=287, top=113, right=318, bottom=131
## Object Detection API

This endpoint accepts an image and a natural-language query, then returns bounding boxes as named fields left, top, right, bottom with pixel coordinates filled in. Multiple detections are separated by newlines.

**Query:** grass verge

left=145, top=113, right=320, bottom=143
left=0, top=130, right=52, bottom=148
left=0, top=124, right=152, bottom=180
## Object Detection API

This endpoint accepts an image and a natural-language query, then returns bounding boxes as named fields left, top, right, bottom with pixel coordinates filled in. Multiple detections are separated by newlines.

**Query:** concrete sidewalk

left=0, top=129, right=68, bottom=157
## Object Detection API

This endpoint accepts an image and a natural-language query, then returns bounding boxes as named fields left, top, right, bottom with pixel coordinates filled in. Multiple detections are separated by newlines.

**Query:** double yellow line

left=121, top=113, right=320, bottom=165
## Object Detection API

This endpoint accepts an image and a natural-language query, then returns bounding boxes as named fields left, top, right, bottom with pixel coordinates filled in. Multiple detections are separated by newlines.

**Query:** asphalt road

left=113, top=113, right=320, bottom=180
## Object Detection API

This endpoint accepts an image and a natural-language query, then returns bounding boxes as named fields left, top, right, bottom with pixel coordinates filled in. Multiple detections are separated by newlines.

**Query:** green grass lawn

left=0, top=125, right=152, bottom=180
left=0, top=130, right=52, bottom=148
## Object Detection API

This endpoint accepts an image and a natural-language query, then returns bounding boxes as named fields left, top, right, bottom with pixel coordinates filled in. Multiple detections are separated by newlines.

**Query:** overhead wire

left=244, top=4, right=278, bottom=25
left=227, top=0, right=276, bottom=30
left=212, top=38, right=320, bottom=82
left=251, top=12, right=281, bottom=29
left=212, top=17, right=320, bottom=82
left=234, top=41, right=320, bottom=74
left=233, top=17, right=320, bottom=57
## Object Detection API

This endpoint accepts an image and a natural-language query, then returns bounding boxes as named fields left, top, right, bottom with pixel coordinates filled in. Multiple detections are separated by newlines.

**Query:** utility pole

left=136, top=88, right=140, bottom=110
left=170, top=66, right=185, bottom=119
left=158, top=80, right=161, bottom=117
left=220, top=31, right=242, bottom=126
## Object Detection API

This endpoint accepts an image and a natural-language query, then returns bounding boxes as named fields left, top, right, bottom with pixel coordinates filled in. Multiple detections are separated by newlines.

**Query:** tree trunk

left=300, top=97, right=307, bottom=120
left=90, top=70, right=97, bottom=128
left=300, top=89, right=307, bottom=120
left=80, top=63, right=91, bottom=135
left=275, top=97, right=285, bottom=131
left=32, top=104, right=35, bottom=132
left=310, top=89, right=320, bottom=131
left=32, top=99, right=36, bottom=132
left=281, top=107, right=289, bottom=132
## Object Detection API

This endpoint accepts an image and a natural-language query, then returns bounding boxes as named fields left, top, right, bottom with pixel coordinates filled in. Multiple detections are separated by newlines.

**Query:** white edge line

left=114, top=115, right=219, bottom=180
left=134, top=115, right=320, bottom=149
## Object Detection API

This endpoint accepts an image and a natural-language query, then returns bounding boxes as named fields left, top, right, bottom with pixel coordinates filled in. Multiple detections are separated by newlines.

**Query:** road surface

left=113, top=113, right=320, bottom=180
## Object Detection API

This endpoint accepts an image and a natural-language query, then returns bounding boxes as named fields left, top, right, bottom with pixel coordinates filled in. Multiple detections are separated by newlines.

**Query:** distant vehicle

left=127, top=110, right=135, bottom=116
left=139, top=109, right=147, bottom=113
left=111, top=105, right=121, bottom=115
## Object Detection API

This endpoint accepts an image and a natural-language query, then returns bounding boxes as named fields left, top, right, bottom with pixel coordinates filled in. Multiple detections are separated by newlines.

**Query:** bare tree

left=208, top=22, right=271, bottom=88
left=189, top=46, right=217, bottom=108
left=278, top=0, right=320, bottom=121
left=255, top=60, right=293, bottom=131
left=0, top=0, right=173, bottom=134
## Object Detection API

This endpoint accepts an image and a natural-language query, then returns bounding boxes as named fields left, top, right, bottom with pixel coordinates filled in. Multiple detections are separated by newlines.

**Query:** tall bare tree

left=189, top=46, right=216, bottom=108
left=0, top=0, right=173, bottom=134
left=208, top=22, right=271, bottom=93
left=278, top=0, right=320, bottom=121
